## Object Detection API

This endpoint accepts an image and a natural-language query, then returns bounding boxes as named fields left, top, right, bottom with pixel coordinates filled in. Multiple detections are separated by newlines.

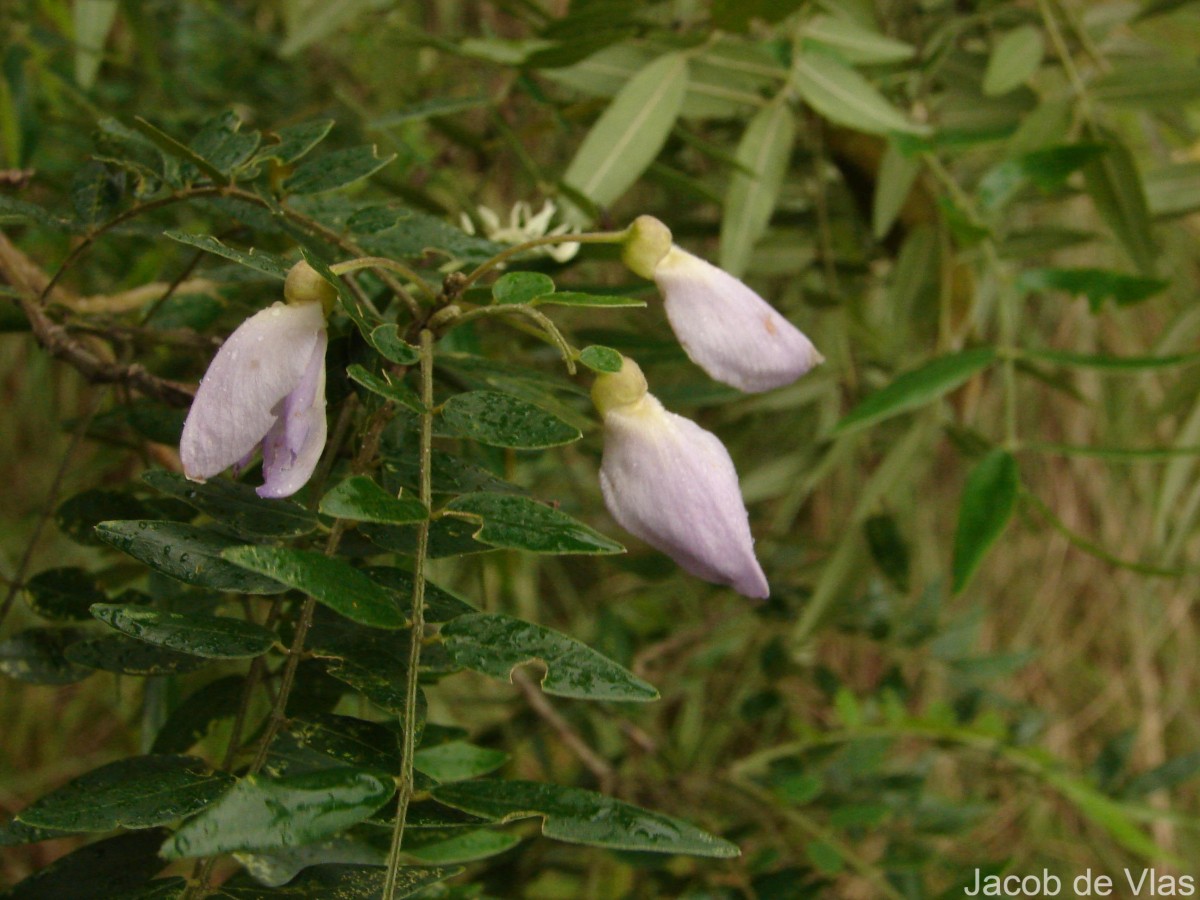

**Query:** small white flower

left=179, top=263, right=332, bottom=499
left=593, top=356, right=769, bottom=598
left=623, top=216, right=823, bottom=393
left=460, top=199, right=580, bottom=263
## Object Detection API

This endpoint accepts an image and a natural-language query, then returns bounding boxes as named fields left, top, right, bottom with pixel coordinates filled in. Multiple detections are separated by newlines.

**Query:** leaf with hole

left=440, top=612, right=657, bottom=702
left=445, top=493, right=623, bottom=554
left=432, top=779, right=739, bottom=857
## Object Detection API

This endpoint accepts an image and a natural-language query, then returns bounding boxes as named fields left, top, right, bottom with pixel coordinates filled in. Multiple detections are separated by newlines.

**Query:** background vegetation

left=3, top=0, right=1200, bottom=897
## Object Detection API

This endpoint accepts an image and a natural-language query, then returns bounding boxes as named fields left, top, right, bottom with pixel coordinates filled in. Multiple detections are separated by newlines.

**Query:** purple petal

left=258, top=329, right=328, bottom=499
left=598, top=396, right=769, bottom=598
left=180, top=301, right=325, bottom=481
left=655, top=247, right=822, bottom=393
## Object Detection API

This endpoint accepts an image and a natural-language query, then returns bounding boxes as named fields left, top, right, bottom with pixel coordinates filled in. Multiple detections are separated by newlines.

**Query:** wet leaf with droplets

left=160, top=768, right=395, bottom=859
left=16, top=756, right=233, bottom=833
left=413, top=740, right=508, bottom=782
left=64, top=633, right=210, bottom=675
left=0, top=830, right=172, bottom=900
left=90, top=603, right=278, bottom=659
left=318, top=476, right=428, bottom=525
left=432, top=780, right=740, bottom=858
left=211, top=863, right=458, bottom=899
left=94, top=520, right=288, bottom=594
left=142, top=469, right=317, bottom=539
left=222, top=546, right=406, bottom=628
left=438, top=391, right=581, bottom=449
left=440, top=612, right=658, bottom=702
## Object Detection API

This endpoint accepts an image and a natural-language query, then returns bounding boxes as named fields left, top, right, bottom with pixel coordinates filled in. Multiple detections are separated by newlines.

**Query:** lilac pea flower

left=180, top=262, right=333, bottom=499
left=623, top=215, right=823, bottom=393
left=593, top=355, right=769, bottom=599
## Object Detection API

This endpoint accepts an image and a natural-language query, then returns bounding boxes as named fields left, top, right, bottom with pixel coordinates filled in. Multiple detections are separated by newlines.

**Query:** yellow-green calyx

left=621, top=215, right=673, bottom=280
left=284, top=260, right=338, bottom=315
left=592, top=355, right=649, bottom=417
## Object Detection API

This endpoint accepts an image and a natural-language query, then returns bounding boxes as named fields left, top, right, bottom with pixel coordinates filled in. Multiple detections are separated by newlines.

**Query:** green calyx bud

left=284, top=260, right=338, bottom=315
left=592, top=355, right=649, bottom=417
left=621, top=215, right=673, bottom=280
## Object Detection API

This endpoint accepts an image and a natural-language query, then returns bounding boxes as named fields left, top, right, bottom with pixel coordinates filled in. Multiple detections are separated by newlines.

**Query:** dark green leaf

left=142, top=470, right=317, bottom=539
left=1083, top=126, right=1159, bottom=273
left=319, top=476, right=428, bottom=525
left=1123, top=751, right=1200, bottom=799
left=90, top=604, right=277, bottom=659
left=492, top=271, right=555, bottom=305
left=439, top=391, right=581, bottom=449
left=383, top=448, right=525, bottom=497
left=161, top=769, right=395, bottom=859
left=835, top=348, right=997, bottom=435
left=369, top=324, right=420, bottom=365
left=213, top=864, right=456, bottom=899
left=22, top=567, right=105, bottom=621
left=222, top=546, right=406, bottom=628
left=71, top=160, right=123, bottom=225
left=863, top=514, right=910, bottom=593
left=577, top=345, right=623, bottom=373
left=132, top=116, right=230, bottom=185
left=55, top=489, right=152, bottom=545
left=17, top=756, right=233, bottom=832
left=362, top=566, right=477, bottom=623
left=285, top=145, right=396, bottom=195
left=952, top=449, right=1020, bottom=592
left=162, top=232, right=289, bottom=279
left=253, top=119, right=336, bottom=165
left=347, top=364, right=424, bottom=413
left=440, top=612, right=657, bottom=702
left=530, top=290, right=646, bottom=308
left=1018, top=267, right=1168, bottom=311
left=978, top=144, right=1106, bottom=211
left=360, top=518, right=490, bottom=559
left=0, top=195, right=77, bottom=231
left=405, top=829, right=520, bottom=865
left=350, top=206, right=507, bottom=266
left=432, top=780, right=739, bottom=857
left=65, top=634, right=209, bottom=675
left=0, top=830, right=171, bottom=900
left=152, top=676, right=244, bottom=754
left=445, top=493, right=623, bottom=554
left=189, top=112, right=260, bottom=174
left=0, top=816, right=71, bottom=847
left=94, top=520, right=287, bottom=594
left=0, top=627, right=91, bottom=685
left=413, top=741, right=508, bottom=783
left=268, top=714, right=399, bottom=777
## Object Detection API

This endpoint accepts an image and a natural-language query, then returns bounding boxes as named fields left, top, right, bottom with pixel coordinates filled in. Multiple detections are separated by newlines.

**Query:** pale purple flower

left=593, top=356, right=769, bottom=598
left=623, top=216, right=823, bottom=393
left=180, top=299, right=328, bottom=499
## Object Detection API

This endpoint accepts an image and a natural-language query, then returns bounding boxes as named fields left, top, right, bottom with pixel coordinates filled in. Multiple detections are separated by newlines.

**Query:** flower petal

left=598, top=395, right=769, bottom=598
left=258, top=329, right=328, bottom=499
left=180, top=301, right=325, bottom=481
left=655, top=247, right=822, bottom=393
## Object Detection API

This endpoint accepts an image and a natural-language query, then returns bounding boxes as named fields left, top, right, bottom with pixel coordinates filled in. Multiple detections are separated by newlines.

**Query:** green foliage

left=4, top=0, right=1200, bottom=896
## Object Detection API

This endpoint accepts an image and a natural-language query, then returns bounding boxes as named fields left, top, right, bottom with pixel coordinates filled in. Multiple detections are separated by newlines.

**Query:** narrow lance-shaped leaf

left=982, top=26, right=1045, bottom=96
left=1082, top=125, right=1158, bottom=274
left=432, top=780, right=740, bottom=858
left=835, top=348, right=997, bottom=435
left=720, top=101, right=795, bottom=277
left=952, top=449, right=1020, bottom=593
left=790, top=51, right=929, bottom=136
left=162, top=232, right=289, bottom=280
left=438, top=391, right=581, bottom=449
left=440, top=612, right=659, bottom=702
left=319, top=476, right=428, bottom=525
left=562, top=52, right=689, bottom=220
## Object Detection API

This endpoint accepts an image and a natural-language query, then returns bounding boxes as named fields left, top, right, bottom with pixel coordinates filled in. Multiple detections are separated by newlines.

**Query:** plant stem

left=381, top=328, right=435, bottom=899
left=449, top=304, right=577, bottom=373
left=458, top=230, right=627, bottom=292
left=330, top=255, right=437, bottom=308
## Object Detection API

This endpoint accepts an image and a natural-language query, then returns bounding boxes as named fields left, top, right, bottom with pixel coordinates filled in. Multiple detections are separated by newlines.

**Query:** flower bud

left=284, top=260, right=338, bottom=315
left=621, top=215, right=673, bottom=280
left=594, top=354, right=769, bottom=598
